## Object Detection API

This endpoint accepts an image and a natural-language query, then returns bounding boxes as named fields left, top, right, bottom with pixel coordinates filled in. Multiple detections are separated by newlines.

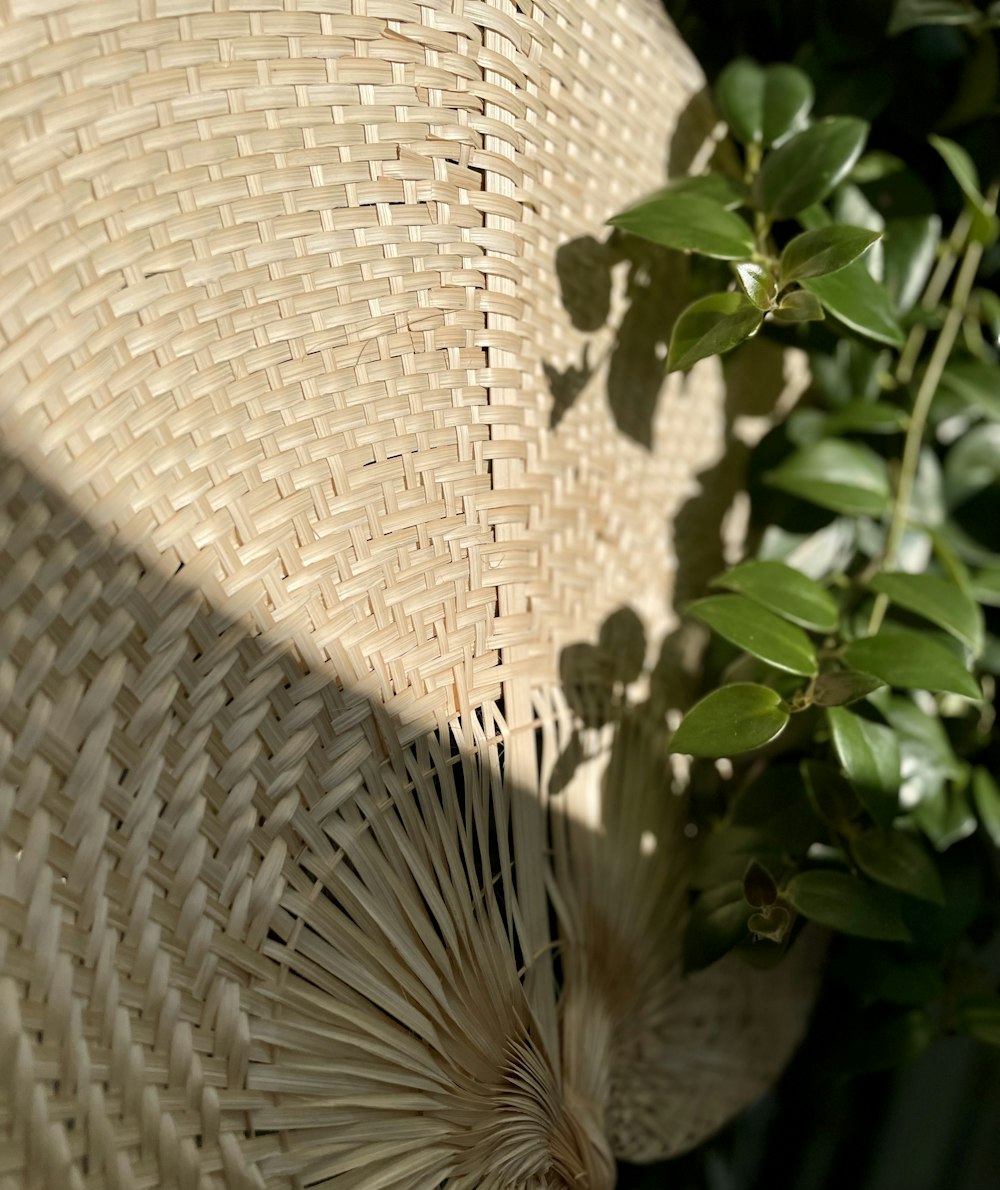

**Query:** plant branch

left=869, top=196, right=997, bottom=634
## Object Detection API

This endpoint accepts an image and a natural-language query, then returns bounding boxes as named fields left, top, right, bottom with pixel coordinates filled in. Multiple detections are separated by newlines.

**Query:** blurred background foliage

left=616, top=2, right=1000, bottom=1187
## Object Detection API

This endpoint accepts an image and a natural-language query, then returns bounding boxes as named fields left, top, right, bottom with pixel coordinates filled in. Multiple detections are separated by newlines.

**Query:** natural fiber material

left=0, top=2, right=817, bottom=1187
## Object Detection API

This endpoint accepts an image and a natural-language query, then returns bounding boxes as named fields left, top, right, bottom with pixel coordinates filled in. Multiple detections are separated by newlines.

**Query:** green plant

left=611, top=50, right=1000, bottom=1073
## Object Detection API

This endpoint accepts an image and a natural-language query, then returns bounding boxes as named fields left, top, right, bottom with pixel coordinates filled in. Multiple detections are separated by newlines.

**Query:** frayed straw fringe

left=0, top=2, right=818, bottom=1186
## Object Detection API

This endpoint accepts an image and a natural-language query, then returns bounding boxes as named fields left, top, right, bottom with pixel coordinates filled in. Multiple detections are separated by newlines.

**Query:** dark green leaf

left=761, top=64, right=814, bottom=147
left=735, top=262, right=777, bottom=310
left=692, top=826, right=785, bottom=890
left=801, top=261, right=905, bottom=347
left=850, top=152, right=906, bottom=183
left=683, top=881, right=752, bottom=972
left=844, top=629, right=980, bottom=699
left=773, top=290, right=826, bottom=323
left=827, top=706, right=900, bottom=827
left=785, top=870, right=912, bottom=941
left=871, top=692, right=964, bottom=808
left=955, top=996, right=1000, bottom=1045
left=656, top=173, right=747, bottom=210
left=851, top=829, right=945, bottom=903
left=765, top=439, right=891, bottom=516
left=883, top=215, right=941, bottom=315
left=889, top=0, right=980, bottom=34
left=823, top=400, right=909, bottom=434
left=869, top=572, right=984, bottom=653
left=929, top=134, right=999, bottom=246
left=913, top=784, right=978, bottom=850
left=609, top=193, right=755, bottom=260
left=715, top=57, right=766, bottom=145
left=972, top=766, right=1000, bottom=846
left=688, top=594, right=818, bottom=676
left=670, top=683, right=790, bottom=758
left=944, top=424, right=1000, bottom=509
left=780, top=226, right=882, bottom=285
left=711, top=559, right=838, bottom=632
left=812, top=670, right=887, bottom=706
left=834, top=945, right=944, bottom=1006
left=743, top=859, right=779, bottom=908
left=732, top=763, right=824, bottom=856
left=667, top=292, right=763, bottom=372
left=802, top=759, right=863, bottom=831
left=835, top=1007, right=933, bottom=1075
left=939, top=359, right=1000, bottom=420
left=754, top=118, right=869, bottom=219
left=971, top=567, right=1000, bottom=606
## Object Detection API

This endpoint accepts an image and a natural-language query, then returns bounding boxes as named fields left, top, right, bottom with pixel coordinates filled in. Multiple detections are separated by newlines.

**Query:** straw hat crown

left=0, top=2, right=817, bottom=1186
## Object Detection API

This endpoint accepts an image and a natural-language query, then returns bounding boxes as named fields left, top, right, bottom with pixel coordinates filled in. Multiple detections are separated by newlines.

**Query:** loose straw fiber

left=0, top=2, right=818, bottom=1188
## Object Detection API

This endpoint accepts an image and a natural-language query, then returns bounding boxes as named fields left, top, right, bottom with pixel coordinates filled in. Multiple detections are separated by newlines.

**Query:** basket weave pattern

left=0, top=3, right=817, bottom=1187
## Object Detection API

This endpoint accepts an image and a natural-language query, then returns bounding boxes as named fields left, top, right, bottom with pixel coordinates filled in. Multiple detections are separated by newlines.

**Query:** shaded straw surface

left=0, top=2, right=818, bottom=1187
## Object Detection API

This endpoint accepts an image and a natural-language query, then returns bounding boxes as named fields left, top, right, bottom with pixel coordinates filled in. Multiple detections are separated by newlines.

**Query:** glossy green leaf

left=938, top=359, right=1000, bottom=420
left=761, top=64, right=815, bottom=147
left=823, top=400, right=909, bottom=434
left=843, top=629, right=980, bottom=699
left=944, top=423, right=1000, bottom=509
left=780, top=226, right=882, bottom=285
left=656, top=173, right=747, bottom=210
left=827, top=706, right=900, bottom=827
left=849, top=151, right=906, bottom=183
left=851, top=829, right=945, bottom=903
left=670, top=683, right=790, bottom=758
left=666, top=292, right=763, bottom=372
left=754, top=118, right=869, bottom=219
left=955, top=997, right=1000, bottom=1046
left=889, top=0, right=980, bottom=34
left=772, top=290, right=826, bottom=323
left=883, top=215, right=941, bottom=314
left=785, top=870, right=912, bottom=941
left=812, top=670, right=886, bottom=706
left=929, top=134, right=999, bottom=246
left=801, top=261, right=906, bottom=347
left=972, top=766, right=1000, bottom=846
left=871, top=692, right=964, bottom=809
left=735, top=262, right=777, bottom=310
left=765, top=439, right=891, bottom=516
left=715, top=57, right=766, bottom=145
left=609, top=193, right=756, bottom=260
left=715, top=60, right=814, bottom=148
left=682, top=881, right=752, bottom=972
left=711, top=559, right=838, bottom=632
left=971, top=566, right=1000, bottom=607
left=830, top=184, right=884, bottom=280
left=688, top=594, right=818, bottom=676
left=869, top=572, right=984, bottom=653
left=914, top=784, right=978, bottom=851
left=802, top=759, right=863, bottom=831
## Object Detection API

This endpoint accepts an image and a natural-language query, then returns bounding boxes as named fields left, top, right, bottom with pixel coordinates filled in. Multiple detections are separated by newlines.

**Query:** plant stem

left=895, top=209, right=972, bottom=386
left=869, top=205, right=994, bottom=634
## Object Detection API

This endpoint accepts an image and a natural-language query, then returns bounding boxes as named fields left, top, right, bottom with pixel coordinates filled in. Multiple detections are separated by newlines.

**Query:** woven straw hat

left=0, top=1, right=819, bottom=1186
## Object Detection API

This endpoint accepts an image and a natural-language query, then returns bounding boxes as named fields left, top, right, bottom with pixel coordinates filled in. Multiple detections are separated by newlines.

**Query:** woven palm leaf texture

left=0, top=1, right=820, bottom=1187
